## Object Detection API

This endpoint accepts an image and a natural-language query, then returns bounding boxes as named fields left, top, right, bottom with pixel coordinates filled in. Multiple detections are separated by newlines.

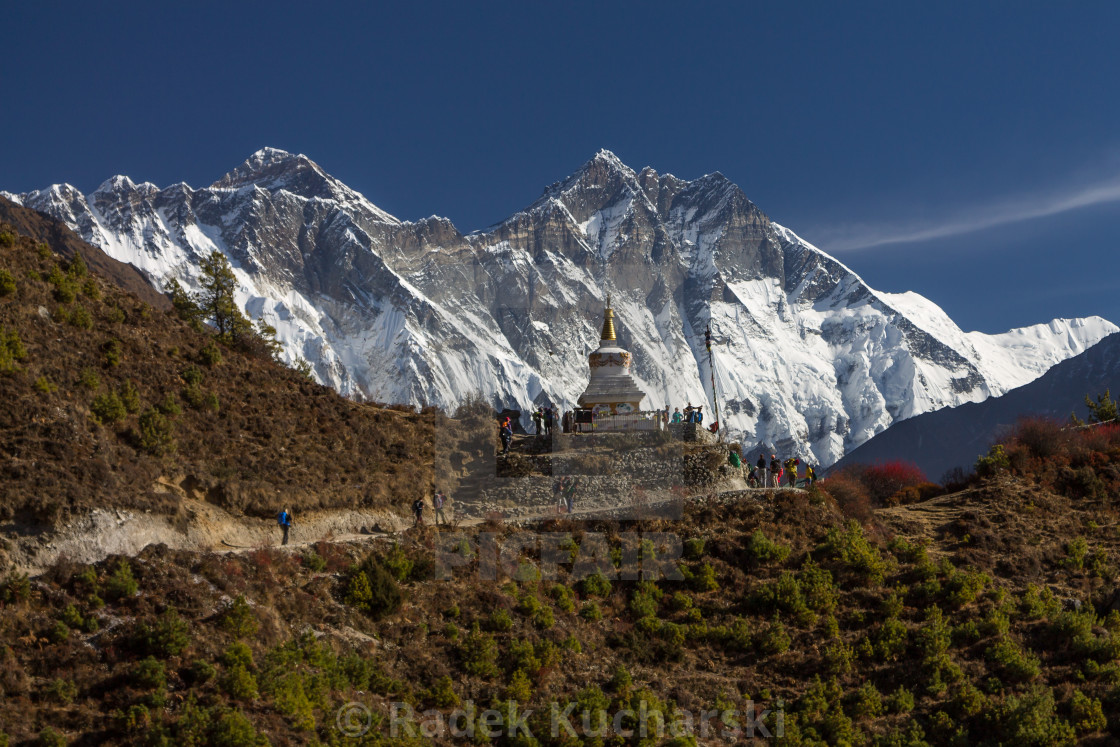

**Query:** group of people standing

left=531, top=406, right=557, bottom=436
left=670, top=403, right=705, bottom=425
left=554, top=475, right=579, bottom=514
left=412, top=489, right=451, bottom=528
left=746, top=453, right=816, bottom=489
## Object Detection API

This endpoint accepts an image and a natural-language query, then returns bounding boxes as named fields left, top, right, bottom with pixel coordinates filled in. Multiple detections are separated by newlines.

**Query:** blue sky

left=4, top=1, right=1119, bottom=333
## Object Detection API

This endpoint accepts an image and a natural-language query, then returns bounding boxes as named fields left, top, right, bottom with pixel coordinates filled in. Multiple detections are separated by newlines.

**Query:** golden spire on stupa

left=600, top=293, right=616, bottom=342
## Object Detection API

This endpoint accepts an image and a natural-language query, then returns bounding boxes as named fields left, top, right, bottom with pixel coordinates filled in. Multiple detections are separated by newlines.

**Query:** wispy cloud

left=814, top=173, right=1120, bottom=252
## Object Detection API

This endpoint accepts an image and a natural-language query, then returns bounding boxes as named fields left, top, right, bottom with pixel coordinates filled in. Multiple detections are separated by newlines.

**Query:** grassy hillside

left=3, top=419, right=1120, bottom=745
left=0, top=216, right=435, bottom=525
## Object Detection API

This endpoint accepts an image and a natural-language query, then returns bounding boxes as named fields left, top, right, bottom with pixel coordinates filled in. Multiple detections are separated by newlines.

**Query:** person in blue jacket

left=277, top=508, right=292, bottom=545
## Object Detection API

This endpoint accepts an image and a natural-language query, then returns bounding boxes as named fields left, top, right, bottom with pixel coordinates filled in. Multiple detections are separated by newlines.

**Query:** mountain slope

left=835, top=332, right=1120, bottom=479
left=6, top=149, right=1116, bottom=466
left=0, top=212, right=434, bottom=523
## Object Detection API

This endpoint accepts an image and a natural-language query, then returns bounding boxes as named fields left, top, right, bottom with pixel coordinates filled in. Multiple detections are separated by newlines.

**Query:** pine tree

left=196, top=251, right=249, bottom=342
left=1084, top=390, right=1119, bottom=424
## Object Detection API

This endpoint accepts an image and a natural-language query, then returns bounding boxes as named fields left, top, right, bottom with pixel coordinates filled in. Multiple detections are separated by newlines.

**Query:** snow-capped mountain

left=5, top=148, right=1115, bottom=466
left=834, top=332, right=1120, bottom=480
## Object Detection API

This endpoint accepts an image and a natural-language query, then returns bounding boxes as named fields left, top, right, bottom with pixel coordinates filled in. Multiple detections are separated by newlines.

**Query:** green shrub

left=0, top=231, right=13, bottom=247
left=683, top=537, right=705, bottom=560
left=823, top=639, right=854, bottom=675
left=745, top=530, right=790, bottom=565
left=81, top=277, right=100, bottom=299
left=821, top=521, right=888, bottom=584
left=221, top=642, right=254, bottom=670
left=689, top=562, right=719, bottom=592
left=69, top=304, right=92, bottom=329
left=49, top=621, right=70, bottom=643
left=487, top=607, right=513, bottom=632
left=1020, top=584, right=1060, bottom=619
left=986, top=637, right=1041, bottom=682
left=847, top=681, right=883, bottom=718
left=156, top=392, right=181, bottom=416
left=103, top=339, right=122, bottom=367
left=36, top=727, right=67, bottom=747
left=975, top=443, right=1010, bottom=476
left=629, top=582, right=663, bottom=619
left=886, top=686, right=915, bottom=714
left=758, top=615, right=791, bottom=655
left=460, top=623, right=500, bottom=678
left=199, top=341, right=223, bottom=366
left=343, top=556, right=403, bottom=619
left=0, top=327, right=28, bottom=374
left=505, top=669, right=533, bottom=702
left=303, top=551, right=327, bottom=572
left=943, top=568, right=988, bottom=607
left=384, top=544, right=414, bottom=582
left=133, top=656, right=167, bottom=690
left=580, top=570, right=613, bottom=597
left=134, top=407, right=176, bottom=455
left=1070, top=690, right=1107, bottom=734
left=1, top=572, right=31, bottom=604
left=67, top=253, right=87, bottom=279
left=107, top=306, right=126, bottom=324
left=432, top=674, right=459, bottom=708
left=47, top=677, right=78, bottom=704
left=221, top=664, right=259, bottom=701
left=33, top=376, right=56, bottom=394
left=916, top=606, right=951, bottom=660
left=580, top=601, right=602, bottom=621
left=105, top=560, right=138, bottom=600
left=78, top=367, right=100, bottom=390
left=219, top=596, right=259, bottom=639
left=119, top=380, right=141, bottom=413
left=873, top=616, right=909, bottom=661
left=992, top=686, right=1076, bottom=745
left=181, top=365, right=203, bottom=387
left=91, top=391, right=127, bottom=424
left=1064, top=538, right=1089, bottom=570
left=0, top=268, right=16, bottom=296
left=135, top=609, right=190, bottom=657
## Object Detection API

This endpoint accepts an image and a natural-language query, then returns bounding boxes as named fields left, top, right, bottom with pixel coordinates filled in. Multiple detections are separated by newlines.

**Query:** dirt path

left=875, top=488, right=980, bottom=554
left=2, top=481, right=795, bottom=575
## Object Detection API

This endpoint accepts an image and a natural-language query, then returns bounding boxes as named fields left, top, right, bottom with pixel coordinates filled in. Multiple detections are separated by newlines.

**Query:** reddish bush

left=886, top=482, right=944, bottom=507
left=1013, top=417, right=1068, bottom=459
left=820, top=474, right=872, bottom=521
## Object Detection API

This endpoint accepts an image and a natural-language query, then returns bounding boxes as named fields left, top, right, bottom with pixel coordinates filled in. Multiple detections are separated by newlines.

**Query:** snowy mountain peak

left=9, top=150, right=1117, bottom=468
left=209, top=148, right=399, bottom=224
left=95, top=175, right=136, bottom=193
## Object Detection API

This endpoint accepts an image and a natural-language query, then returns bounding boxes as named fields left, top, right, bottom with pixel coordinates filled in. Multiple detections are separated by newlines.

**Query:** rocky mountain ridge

left=6, top=148, right=1115, bottom=465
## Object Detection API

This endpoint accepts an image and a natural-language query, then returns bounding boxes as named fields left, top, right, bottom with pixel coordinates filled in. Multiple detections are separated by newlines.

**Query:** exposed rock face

left=5, top=148, right=1116, bottom=465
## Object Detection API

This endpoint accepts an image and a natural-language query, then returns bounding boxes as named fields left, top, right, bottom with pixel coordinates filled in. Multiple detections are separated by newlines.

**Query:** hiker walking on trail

left=532, top=409, right=543, bottom=436
left=756, top=454, right=766, bottom=486
left=769, top=455, right=781, bottom=488
left=499, top=417, right=513, bottom=454
left=432, top=491, right=448, bottom=525
left=564, top=476, right=579, bottom=514
left=672, top=407, right=682, bottom=424
left=545, top=406, right=554, bottom=437
left=277, top=508, right=292, bottom=545
left=807, top=464, right=817, bottom=486
left=786, top=458, right=799, bottom=488
left=412, top=497, right=425, bottom=527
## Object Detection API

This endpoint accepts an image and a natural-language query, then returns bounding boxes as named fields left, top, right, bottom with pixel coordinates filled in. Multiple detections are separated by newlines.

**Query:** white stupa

left=577, top=296, right=647, bottom=416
